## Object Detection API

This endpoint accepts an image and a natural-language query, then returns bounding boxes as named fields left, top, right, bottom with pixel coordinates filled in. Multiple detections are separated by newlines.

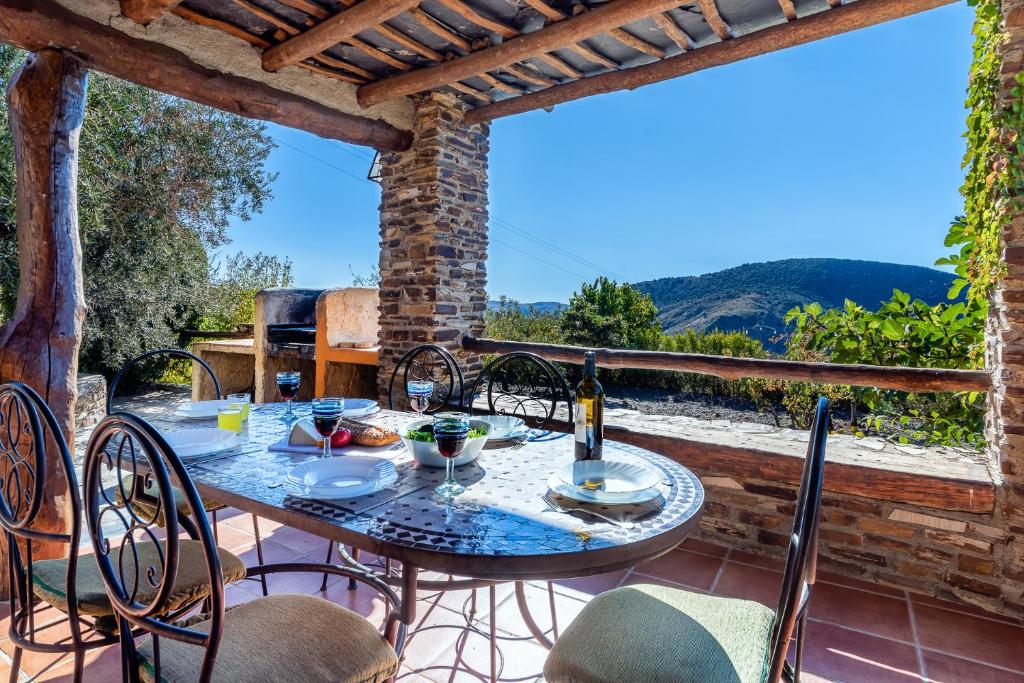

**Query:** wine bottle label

left=574, top=403, right=587, bottom=443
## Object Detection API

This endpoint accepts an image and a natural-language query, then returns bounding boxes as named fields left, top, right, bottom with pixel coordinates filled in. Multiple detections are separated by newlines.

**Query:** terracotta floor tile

left=712, top=562, right=782, bottom=608
left=260, top=555, right=343, bottom=594
left=911, top=593, right=1021, bottom=625
left=399, top=598, right=472, bottom=677
left=678, top=537, right=730, bottom=558
left=492, top=582, right=587, bottom=640
left=809, top=582, right=914, bottom=642
left=923, top=651, right=1024, bottom=682
left=543, top=570, right=628, bottom=600
left=816, top=570, right=905, bottom=598
left=209, top=520, right=257, bottom=552
left=630, top=549, right=724, bottom=591
left=231, top=537, right=309, bottom=566
left=262, top=524, right=332, bottom=555
left=35, top=642, right=123, bottom=682
left=323, top=580, right=393, bottom=626
left=914, top=605, right=1024, bottom=672
left=800, top=620, right=922, bottom=683
left=729, top=549, right=787, bottom=571
left=224, top=513, right=283, bottom=535
left=421, top=623, right=548, bottom=683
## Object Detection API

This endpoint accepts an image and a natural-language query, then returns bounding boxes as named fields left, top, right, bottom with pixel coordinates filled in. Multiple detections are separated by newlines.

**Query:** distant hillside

left=633, top=259, right=957, bottom=347
left=487, top=300, right=567, bottom=315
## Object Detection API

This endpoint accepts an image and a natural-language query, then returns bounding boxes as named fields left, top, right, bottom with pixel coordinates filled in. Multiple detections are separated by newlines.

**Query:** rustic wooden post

left=0, top=50, right=88, bottom=598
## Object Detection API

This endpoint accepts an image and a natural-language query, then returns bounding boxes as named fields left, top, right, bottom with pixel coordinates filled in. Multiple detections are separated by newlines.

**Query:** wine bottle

left=574, top=351, right=604, bottom=461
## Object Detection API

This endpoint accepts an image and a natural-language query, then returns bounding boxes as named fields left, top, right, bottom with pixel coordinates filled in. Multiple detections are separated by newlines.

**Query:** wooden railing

left=461, top=336, right=991, bottom=394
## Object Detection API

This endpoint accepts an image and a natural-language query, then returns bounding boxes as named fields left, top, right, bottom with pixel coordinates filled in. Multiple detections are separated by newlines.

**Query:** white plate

left=174, top=400, right=231, bottom=419
left=161, top=428, right=240, bottom=459
left=343, top=399, right=380, bottom=418
left=476, top=415, right=527, bottom=440
left=551, top=461, right=660, bottom=504
left=547, top=476, right=662, bottom=505
left=286, top=457, right=397, bottom=499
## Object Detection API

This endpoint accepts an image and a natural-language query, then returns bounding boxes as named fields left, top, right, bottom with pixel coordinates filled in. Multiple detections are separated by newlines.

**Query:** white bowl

left=475, top=415, right=527, bottom=440
left=401, top=418, right=492, bottom=468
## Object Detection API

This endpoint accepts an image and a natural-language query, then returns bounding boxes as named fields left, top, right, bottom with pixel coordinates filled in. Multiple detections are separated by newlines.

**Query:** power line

left=270, top=135, right=618, bottom=284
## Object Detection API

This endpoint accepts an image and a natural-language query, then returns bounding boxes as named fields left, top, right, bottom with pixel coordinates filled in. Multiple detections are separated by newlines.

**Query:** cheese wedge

left=289, top=420, right=324, bottom=447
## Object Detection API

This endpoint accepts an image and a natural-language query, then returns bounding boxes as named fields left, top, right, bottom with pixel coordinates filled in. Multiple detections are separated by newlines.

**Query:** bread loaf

left=339, top=418, right=400, bottom=447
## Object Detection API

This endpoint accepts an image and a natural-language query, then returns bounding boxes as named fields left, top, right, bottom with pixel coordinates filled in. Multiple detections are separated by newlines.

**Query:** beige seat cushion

left=32, top=540, right=246, bottom=617
left=544, top=584, right=776, bottom=683
left=137, top=593, right=399, bottom=683
left=115, top=475, right=226, bottom=522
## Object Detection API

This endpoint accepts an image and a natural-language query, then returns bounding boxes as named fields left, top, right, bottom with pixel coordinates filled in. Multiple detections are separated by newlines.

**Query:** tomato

left=330, top=428, right=352, bottom=449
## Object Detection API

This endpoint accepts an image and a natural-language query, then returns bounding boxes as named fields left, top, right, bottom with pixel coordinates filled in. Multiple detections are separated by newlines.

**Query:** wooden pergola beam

left=357, top=0, right=687, bottom=107
left=119, top=0, right=183, bottom=24
left=0, top=0, right=412, bottom=150
left=262, top=0, right=420, bottom=72
left=464, top=0, right=957, bottom=122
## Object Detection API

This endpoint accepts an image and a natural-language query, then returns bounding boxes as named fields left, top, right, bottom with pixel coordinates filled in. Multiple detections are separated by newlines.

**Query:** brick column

left=987, top=0, right=1024, bottom=613
left=375, top=92, right=489, bottom=404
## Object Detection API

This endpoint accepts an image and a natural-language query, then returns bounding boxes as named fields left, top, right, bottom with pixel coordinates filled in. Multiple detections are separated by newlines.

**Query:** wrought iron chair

left=108, top=348, right=270, bottom=595
left=465, top=351, right=573, bottom=431
left=0, top=381, right=119, bottom=683
left=543, top=396, right=829, bottom=683
left=386, top=344, right=465, bottom=414
left=82, top=412, right=405, bottom=683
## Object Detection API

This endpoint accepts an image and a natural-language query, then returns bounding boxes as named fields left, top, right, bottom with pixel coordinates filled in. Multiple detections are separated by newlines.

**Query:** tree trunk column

left=376, top=92, right=489, bottom=406
left=0, top=50, right=88, bottom=597
left=989, top=0, right=1024, bottom=613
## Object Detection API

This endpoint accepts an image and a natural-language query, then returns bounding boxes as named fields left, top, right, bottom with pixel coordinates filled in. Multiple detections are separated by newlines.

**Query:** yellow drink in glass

left=227, top=394, right=251, bottom=418
left=218, top=407, right=244, bottom=432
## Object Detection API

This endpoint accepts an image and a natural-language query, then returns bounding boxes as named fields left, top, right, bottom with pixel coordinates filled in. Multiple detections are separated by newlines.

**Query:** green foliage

left=484, top=296, right=565, bottom=345
left=786, top=292, right=986, bottom=447
left=939, top=0, right=1020, bottom=304
left=197, top=252, right=294, bottom=332
left=560, top=277, right=661, bottom=349
left=0, top=46, right=282, bottom=376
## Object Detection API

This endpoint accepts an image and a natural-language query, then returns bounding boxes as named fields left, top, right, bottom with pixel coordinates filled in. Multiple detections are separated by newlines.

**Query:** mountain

left=633, top=258, right=957, bottom=347
left=487, top=300, right=567, bottom=315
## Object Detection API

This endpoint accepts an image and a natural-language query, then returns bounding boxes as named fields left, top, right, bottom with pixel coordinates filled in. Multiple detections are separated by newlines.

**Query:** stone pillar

left=987, top=0, right=1024, bottom=614
left=376, top=92, right=489, bottom=404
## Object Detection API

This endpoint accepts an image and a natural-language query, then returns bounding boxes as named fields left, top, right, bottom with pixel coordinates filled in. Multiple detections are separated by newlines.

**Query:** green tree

left=560, top=277, right=661, bottom=349
left=0, top=46, right=280, bottom=375
left=484, top=296, right=564, bottom=344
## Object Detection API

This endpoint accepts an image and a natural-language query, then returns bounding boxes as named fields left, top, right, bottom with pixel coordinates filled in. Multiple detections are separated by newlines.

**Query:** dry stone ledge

left=75, top=373, right=106, bottom=433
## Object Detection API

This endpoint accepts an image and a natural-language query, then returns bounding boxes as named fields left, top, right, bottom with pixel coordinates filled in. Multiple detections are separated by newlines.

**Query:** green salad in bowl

left=400, top=418, right=491, bottom=467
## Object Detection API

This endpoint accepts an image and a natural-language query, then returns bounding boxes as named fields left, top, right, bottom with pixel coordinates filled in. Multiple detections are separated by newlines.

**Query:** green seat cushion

left=115, top=475, right=226, bottom=522
left=544, top=584, right=776, bottom=683
left=32, top=539, right=246, bottom=617
left=138, top=593, right=399, bottom=683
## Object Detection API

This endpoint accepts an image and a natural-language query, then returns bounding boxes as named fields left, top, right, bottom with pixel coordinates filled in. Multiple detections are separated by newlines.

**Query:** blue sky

left=225, top=2, right=975, bottom=303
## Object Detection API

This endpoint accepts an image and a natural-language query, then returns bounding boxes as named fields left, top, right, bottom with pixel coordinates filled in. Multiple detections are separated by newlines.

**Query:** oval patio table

left=146, top=402, right=705, bottom=669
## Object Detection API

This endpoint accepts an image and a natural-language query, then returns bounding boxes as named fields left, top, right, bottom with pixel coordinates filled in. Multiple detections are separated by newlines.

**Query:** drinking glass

left=432, top=412, right=470, bottom=501
left=217, top=405, right=244, bottom=433
left=407, top=380, right=433, bottom=416
left=312, top=397, right=345, bottom=459
left=227, top=393, right=251, bottom=420
left=276, top=371, right=301, bottom=422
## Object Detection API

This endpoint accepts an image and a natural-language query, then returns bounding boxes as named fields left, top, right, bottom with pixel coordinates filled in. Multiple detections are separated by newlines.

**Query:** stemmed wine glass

left=276, top=371, right=301, bottom=422
left=407, top=380, right=433, bottom=416
left=312, top=397, right=345, bottom=459
left=433, top=412, right=470, bottom=501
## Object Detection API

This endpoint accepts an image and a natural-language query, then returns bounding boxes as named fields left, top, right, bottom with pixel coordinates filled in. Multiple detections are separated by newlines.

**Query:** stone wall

left=375, top=92, right=490, bottom=404
left=982, top=0, right=1024, bottom=620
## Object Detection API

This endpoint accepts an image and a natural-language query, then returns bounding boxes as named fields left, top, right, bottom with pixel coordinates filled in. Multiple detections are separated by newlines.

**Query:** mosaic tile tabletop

left=148, top=403, right=704, bottom=575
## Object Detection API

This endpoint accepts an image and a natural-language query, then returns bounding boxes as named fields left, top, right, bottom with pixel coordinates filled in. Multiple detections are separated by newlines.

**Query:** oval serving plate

left=161, top=427, right=240, bottom=459
left=547, top=475, right=662, bottom=505
left=286, top=457, right=397, bottom=499
left=174, top=400, right=231, bottom=419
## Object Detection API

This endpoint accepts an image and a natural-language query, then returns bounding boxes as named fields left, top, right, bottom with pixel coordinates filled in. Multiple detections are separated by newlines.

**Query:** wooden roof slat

left=119, top=0, right=183, bottom=24
left=347, top=35, right=415, bottom=70
left=300, top=60, right=368, bottom=83
left=374, top=22, right=447, bottom=61
left=172, top=5, right=272, bottom=47
left=535, top=52, right=584, bottom=79
left=566, top=42, right=618, bottom=69
left=231, top=0, right=302, bottom=35
left=312, top=52, right=377, bottom=79
left=652, top=12, right=695, bottom=49
left=607, top=27, right=666, bottom=58
left=7, top=0, right=412, bottom=149
left=448, top=80, right=494, bottom=102
left=431, top=0, right=519, bottom=38
left=503, top=62, right=557, bottom=86
left=274, top=0, right=331, bottom=19
left=778, top=0, right=798, bottom=19
left=696, top=0, right=732, bottom=38
left=478, top=72, right=523, bottom=94
left=262, top=0, right=421, bottom=71
left=357, top=0, right=690, bottom=106
left=408, top=7, right=472, bottom=51
left=520, top=0, right=567, bottom=22
left=463, top=0, right=958, bottom=123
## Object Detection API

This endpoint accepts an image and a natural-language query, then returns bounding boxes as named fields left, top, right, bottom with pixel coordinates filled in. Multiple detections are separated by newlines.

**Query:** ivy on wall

left=941, top=0, right=1024, bottom=305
